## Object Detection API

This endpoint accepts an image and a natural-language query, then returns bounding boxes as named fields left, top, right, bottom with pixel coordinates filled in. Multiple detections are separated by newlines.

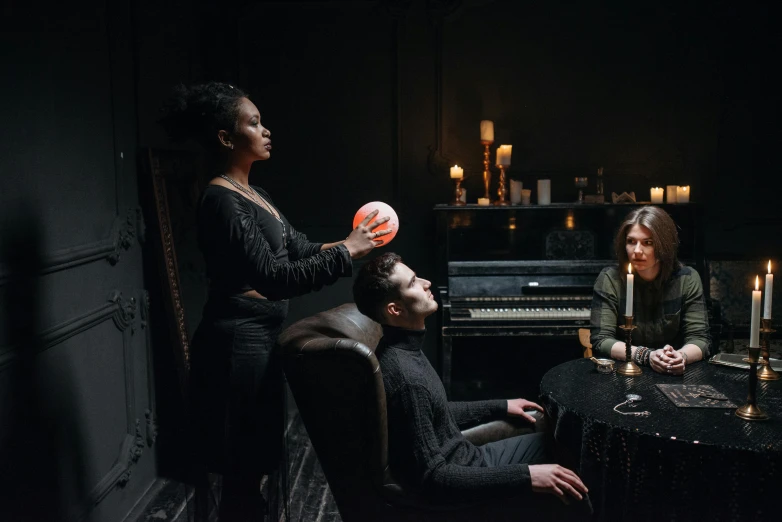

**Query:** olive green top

left=590, top=265, right=711, bottom=358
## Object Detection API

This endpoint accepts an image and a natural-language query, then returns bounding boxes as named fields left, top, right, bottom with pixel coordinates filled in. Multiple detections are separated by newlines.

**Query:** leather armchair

left=278, top=303, right=542, bottom=522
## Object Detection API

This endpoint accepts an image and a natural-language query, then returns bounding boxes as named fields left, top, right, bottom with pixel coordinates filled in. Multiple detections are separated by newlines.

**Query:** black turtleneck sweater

left=376, top=325, right=533, bottom=502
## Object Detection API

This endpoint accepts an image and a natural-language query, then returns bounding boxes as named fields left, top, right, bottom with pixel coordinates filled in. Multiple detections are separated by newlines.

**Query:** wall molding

left=140, top=290, right=158, bottom=446
left=0, top=296, right=119, bottom=370
left=0, top=207, right=144, bottom=286
left=0, top=288, right=152, bottom=519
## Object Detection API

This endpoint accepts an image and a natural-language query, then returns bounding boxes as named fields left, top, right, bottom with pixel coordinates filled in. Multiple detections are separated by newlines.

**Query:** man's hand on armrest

left=506, top=398, right=544, bottom=424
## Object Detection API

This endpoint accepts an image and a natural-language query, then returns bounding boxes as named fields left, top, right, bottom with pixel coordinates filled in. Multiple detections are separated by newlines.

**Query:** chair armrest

left=461, top=410, right=547, bottom=446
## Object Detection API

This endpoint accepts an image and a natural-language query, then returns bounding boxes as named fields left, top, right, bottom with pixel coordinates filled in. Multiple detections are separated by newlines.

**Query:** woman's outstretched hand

left=343, top=209, right=392, bottom=259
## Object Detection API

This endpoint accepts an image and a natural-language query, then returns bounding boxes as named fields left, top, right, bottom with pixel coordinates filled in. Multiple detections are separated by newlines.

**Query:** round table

left=540, top=358, right=782, bottom=522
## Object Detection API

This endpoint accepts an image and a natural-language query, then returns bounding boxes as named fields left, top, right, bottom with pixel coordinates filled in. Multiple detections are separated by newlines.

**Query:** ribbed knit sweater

left=376, top=325, right=533, bottom=502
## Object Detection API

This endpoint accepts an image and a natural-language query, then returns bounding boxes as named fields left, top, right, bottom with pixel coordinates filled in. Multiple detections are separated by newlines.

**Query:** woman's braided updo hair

left=159, top=81, right=248, bottom=151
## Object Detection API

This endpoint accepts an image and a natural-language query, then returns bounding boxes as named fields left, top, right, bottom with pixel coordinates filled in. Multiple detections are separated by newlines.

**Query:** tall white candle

left=764, top=260, right=773, bottom=319
left=450, top=165, right=463, bottom=179
left=676, top=186, right=690, bottom=203
left=496, top=144, right=512, bottom=166
left=650, top=187, right=664, bottom=204
left=751, top=276, right=761, bottom=347
left=480, top=120, right=495, bottom=142
left=625, top=263, right=634, bottom=316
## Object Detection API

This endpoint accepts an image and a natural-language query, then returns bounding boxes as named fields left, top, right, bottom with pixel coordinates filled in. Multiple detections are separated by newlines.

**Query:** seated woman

left=590, top=206, right=711, bottom=375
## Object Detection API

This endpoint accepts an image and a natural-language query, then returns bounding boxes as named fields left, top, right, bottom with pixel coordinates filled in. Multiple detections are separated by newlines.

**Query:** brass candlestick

left=494, top=165, right=510, bottom=206
left=616, top=315, right=642, bottom=376
left=450, top=178, right=465, bottom=206
left=757, top=318, right=779, bottom=381
left=481, top=140, right=492, bottom=201
left=736, top=345, right=769, bottom=420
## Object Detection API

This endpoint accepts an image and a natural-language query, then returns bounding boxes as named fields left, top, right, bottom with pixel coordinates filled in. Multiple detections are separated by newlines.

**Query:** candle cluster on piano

left=657, top=185, right=692, bottom=204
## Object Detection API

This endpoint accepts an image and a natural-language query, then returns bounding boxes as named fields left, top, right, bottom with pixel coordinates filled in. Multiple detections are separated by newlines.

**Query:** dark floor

left=280, top=398, right=340, bottom=522
left=134, top=392, right=340, bottom=522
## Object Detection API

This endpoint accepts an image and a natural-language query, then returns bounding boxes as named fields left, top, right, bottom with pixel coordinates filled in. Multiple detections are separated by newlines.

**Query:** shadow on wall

left=0, top=201, right=90, bottom=521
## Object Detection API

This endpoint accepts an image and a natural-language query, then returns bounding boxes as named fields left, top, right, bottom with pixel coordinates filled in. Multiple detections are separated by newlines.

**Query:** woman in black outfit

left=160, top=82, right=389, bottom=521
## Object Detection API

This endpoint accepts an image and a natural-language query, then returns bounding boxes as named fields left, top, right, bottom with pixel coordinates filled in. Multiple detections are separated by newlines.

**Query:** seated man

left=352, top=252, right=590, bottom=519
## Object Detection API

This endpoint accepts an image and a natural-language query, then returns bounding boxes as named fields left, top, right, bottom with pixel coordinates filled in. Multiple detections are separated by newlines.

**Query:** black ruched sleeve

left=227, top=202, right=352, bottom=300
left=286, top=224, right=324, bottom=261
left=200, top=187, right=352, bottom=300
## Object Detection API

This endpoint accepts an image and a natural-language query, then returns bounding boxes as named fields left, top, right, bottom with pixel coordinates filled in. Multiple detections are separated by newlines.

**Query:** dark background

left=1, top=0, right=780, bottom=520
left=136, top=0, right=782, bottom=355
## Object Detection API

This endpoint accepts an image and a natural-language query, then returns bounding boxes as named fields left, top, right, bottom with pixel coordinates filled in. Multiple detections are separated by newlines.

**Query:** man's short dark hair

left=353, top=252, right=402, bottom=323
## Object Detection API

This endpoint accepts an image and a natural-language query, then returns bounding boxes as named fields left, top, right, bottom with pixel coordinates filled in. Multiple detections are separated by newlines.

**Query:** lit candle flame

left=628, top=263, right=632, bottom=274
left=756, top=275, right=759, bottom=291
left=769, top=260, right=772, bottom=274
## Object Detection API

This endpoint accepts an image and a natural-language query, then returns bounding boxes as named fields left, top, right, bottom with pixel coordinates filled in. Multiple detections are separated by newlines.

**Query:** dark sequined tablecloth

left=540, top=359, right=782, bottom=522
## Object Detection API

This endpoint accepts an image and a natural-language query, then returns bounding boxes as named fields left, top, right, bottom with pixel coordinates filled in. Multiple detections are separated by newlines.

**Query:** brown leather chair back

left=278, top=303, right=391, bottom=521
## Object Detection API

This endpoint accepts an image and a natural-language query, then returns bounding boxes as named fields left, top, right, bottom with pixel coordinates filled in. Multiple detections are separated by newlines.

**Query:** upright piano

left=435, top=203, right=703, bottom=398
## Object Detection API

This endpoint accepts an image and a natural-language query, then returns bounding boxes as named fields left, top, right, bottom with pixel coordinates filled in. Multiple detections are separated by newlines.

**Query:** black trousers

left=189, top=295, right=289, bottom=479
left=482, top=432, right=551, bottom=468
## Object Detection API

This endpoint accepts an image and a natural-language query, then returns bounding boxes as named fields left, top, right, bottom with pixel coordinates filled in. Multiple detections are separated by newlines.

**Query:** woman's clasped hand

left=649, top=345, right=685, bottom=375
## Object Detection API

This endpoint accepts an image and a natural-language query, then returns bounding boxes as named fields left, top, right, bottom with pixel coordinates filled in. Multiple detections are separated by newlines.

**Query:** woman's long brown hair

left=614, top=206, right=681, bottom=283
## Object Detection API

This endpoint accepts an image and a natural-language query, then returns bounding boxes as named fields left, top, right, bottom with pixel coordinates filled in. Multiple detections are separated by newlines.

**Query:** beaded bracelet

left=633, top=346, right=650, bottom=366
left=632, top=347, right=641, bottom=365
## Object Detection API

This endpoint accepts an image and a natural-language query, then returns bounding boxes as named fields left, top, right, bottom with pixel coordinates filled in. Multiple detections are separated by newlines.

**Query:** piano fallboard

left=441, top=260, right=606, bottom=337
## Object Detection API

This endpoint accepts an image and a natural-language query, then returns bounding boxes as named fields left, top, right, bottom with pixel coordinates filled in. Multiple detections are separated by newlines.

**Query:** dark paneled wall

left=1, top=1, right=156, bottom=521
left=135, top=0, right=781, bottom=364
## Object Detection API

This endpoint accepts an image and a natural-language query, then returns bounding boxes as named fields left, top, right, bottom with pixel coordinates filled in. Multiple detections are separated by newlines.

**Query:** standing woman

left=159, top=82, right=389, bottom=521
left=590, top=206, right=711, bottom=375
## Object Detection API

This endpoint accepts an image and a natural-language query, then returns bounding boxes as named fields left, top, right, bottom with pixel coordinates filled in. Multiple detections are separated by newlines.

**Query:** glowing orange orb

left=353, top=201, right=399, bottom=247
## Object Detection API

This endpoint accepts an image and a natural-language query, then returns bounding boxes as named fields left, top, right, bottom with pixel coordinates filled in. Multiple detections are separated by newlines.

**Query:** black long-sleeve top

left=197, top=185, right=352, bottom=300
left=376, top=326, right=533, bottom=503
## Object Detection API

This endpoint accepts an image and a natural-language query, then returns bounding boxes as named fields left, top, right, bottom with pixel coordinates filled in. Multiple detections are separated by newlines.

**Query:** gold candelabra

left=494, top=165, right=510, bottom=206
left=736, top=344, right=768, bottom=420
left=757, top=318, right=779, bottom=381
left=616, top=315, right=642, bottom=376
left=451, top=178, right=465, bottom=206
left=481, top=140, right=492, bottom=202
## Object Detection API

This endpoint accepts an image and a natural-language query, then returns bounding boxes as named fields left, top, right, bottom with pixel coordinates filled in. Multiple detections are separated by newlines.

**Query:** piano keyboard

left=455, top=306, right=591, bottom=321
